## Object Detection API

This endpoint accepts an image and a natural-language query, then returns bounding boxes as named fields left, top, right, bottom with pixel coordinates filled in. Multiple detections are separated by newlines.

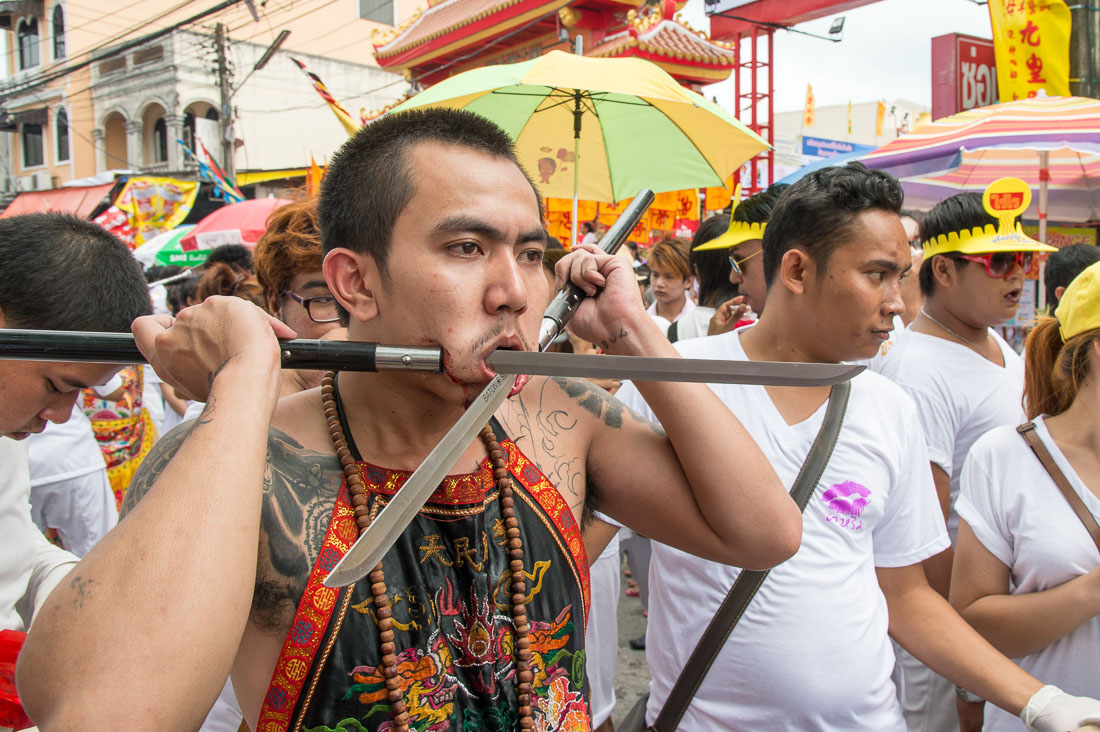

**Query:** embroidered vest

left=256, top=420, right=591, bottom=732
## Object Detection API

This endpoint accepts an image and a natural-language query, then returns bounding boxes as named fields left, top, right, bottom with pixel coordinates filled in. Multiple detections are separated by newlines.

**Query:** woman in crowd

left=951, top=261, right=1100, bottom=731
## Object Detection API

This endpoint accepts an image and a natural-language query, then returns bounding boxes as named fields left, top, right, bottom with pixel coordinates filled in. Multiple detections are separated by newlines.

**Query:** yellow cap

left=1054, top=260, right=1100, bottom=341
left=922, top=177, right=1056, bottom=257
left=694, top=184, right=767, bottom=251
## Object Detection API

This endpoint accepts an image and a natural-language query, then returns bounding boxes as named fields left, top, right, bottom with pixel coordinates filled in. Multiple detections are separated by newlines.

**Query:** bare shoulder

left=495, top=376, right=661, bottom=517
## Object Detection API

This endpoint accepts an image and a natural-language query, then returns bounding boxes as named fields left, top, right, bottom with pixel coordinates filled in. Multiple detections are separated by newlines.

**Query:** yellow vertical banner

left=988, top=0, right=1072, bottom=101
left=875, top=101, right=886, bottom=137
left=803, top=84, right=815, bottom=127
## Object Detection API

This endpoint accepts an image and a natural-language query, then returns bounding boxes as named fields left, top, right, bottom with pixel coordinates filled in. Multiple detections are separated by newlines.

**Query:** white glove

left=1021, top=685, right=1100, bottom=732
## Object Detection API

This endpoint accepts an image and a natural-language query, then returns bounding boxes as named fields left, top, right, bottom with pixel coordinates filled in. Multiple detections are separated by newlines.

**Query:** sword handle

left=0, top=330, right=444, bottom=374
left=538, top=189, right=655, bottom=350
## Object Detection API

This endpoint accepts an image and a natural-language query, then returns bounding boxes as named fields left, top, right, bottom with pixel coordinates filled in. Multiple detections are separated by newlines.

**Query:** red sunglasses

left=950, top=251, right=1035, bottom=278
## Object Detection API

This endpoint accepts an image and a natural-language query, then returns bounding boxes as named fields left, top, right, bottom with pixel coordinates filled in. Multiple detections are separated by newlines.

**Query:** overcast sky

left=681, top=0, right=995, bottom=114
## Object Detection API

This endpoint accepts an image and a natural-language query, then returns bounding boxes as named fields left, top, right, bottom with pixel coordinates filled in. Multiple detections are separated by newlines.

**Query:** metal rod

left=0, top=330, right=443, bottom=374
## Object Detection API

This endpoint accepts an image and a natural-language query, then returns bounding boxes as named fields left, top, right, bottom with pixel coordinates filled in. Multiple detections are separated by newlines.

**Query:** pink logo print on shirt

left=821, top=481, right=871, bottom=531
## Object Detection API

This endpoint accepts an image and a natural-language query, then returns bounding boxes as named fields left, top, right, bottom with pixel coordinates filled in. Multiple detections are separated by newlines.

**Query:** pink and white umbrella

left=180, top=197, right=292, bottom=251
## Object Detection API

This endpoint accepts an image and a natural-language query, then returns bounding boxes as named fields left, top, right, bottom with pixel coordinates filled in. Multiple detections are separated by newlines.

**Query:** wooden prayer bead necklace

left=321, top=372, right=536, bottom=731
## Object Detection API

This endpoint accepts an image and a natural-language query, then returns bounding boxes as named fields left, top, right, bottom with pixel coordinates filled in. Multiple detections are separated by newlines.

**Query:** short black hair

left=0, top=213, right=151, bottom=331
left=1045, top=243, right=1100, bottom=307
left=690, top=214, right=736, bottom=306
left=206, top=243, right=254, bottom=273
left=319, top=107, right=542, bottom=274
left=734, top=183, right=788, bottom=225
left=918, top=192, right=1002, bottom=297
left=762, top=163, right=903, bottom=288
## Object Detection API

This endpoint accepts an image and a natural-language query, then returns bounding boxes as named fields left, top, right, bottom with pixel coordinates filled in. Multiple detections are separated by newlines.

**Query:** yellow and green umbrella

left=390, top=50, right=767, bottom=243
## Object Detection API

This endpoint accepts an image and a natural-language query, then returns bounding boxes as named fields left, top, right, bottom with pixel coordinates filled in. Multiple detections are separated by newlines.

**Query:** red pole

left=733, top=32, right=742, bottom=193
left=766, top=28, right=774, bottom=187
left=749, top=26, right=759, bottom=195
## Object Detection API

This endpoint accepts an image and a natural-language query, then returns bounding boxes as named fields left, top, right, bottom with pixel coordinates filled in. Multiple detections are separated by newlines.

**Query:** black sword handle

left=0, top=330, right=444, bottom=374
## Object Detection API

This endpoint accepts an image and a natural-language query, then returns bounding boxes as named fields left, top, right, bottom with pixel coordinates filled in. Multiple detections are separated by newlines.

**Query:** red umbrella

left=180, top=198, right=291, bottom=251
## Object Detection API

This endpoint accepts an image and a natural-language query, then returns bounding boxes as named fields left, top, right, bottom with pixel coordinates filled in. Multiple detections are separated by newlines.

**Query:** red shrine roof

left=588, top=13, right=735, bottom=68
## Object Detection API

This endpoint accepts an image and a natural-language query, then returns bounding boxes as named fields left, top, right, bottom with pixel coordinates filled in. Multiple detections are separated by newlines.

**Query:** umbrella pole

left=572, top=90, right=582, bottom=249
left=1038, top=150, right=1050, bottom=311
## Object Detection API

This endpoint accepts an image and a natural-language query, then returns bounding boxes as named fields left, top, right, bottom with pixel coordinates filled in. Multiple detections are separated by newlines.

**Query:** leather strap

left=651, top=379, right=851, bottom=732
left=1017, top=421, right=1100, bottom=554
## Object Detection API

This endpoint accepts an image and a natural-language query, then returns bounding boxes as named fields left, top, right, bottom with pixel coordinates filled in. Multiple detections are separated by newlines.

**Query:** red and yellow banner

left=988, top=0, right=1071, bottom=101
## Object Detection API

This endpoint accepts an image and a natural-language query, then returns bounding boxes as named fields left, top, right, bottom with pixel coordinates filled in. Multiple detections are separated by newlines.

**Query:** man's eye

left=519, top=249, right=544, bottom=264
left=451, top=242, right=481, bottom=256
left=45, top=380, right=60, bottom=394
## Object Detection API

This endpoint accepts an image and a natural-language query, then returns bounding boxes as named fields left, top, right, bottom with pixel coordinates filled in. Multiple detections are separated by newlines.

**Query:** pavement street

left=611, top=560, right=651, bottom=728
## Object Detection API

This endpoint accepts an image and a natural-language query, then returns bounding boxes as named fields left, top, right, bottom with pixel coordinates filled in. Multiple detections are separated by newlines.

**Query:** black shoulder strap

left=651, top=378, right=851, bottom=732
left=666, top=320, right=680, bottom=343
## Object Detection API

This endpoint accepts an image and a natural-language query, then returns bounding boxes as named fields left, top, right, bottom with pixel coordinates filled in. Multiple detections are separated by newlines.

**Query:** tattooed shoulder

left=252, top=427, right=344, bottom=630
left=549, top=377, right=665, bottom=435
left=120, top=419, right=200, bottom=518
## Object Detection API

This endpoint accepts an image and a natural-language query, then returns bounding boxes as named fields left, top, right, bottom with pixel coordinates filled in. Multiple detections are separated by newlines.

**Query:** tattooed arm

left=17, top=298, right=287, bottom=732
left=553, top=244, right=800, bottom=570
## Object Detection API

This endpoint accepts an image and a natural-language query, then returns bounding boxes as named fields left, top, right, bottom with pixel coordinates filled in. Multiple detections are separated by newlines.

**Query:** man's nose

left=39, top=391, right=79, bottom=424
left=485, top=254, right=528, bottom=314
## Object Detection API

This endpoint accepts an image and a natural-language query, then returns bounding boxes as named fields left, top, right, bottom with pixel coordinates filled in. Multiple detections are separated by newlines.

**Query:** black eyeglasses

left=283, top=291, right=340, bottom=323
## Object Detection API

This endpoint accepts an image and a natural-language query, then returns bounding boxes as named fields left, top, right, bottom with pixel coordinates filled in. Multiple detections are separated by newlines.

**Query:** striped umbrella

left=862, top=95, right=1100, bottom=180
left=898, top=143, right=1100, bottom=224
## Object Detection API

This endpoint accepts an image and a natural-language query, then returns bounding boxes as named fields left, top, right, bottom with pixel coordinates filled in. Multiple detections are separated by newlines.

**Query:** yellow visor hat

left=694, top=184, right=767, bottom=251
left=1055, top=260, right=1100, bottom=341
left=922, top=177, right=1056, bottom=257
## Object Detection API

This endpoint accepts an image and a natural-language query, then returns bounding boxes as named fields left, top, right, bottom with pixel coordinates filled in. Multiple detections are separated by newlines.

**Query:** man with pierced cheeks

left=17, top=108, right=801, bottom=732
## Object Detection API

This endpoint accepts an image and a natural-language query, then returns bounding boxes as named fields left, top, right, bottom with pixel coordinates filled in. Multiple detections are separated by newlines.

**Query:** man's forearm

left=17, top=357, right=279, bottom=731
left=607, top=314, right=799, bottom=570
left=883, top=566, right=1042, bottom=715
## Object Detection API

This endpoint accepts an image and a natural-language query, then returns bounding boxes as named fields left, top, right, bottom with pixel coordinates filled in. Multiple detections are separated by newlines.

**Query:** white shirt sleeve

left=956, top=439, right=1015, bottom=568
left=903, top=384, right=958, bottom=474
left=872, top=399, right=950, bottom=568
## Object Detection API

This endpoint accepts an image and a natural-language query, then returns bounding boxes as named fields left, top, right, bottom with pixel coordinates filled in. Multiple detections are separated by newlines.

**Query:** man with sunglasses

left=693, top=184, right=787, bottom=333
left=890, top=190, right=1056, bottom=732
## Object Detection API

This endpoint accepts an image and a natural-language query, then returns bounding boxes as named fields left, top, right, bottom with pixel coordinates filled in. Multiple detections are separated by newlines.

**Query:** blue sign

left=801, top=136, right=876, bottom=158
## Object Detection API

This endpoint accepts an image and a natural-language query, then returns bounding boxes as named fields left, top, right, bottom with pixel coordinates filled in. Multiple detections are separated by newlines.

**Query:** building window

left=52, top=5, right=65, bottom=59
left=18, top=17, right=40, bottom=70
left=56, top=108, right=69, bottom=162
left=22, top=123, right=44, bottom=168
left=153, top=117, right=168, bottom=163
left=357, top=0, right=394, bottom=25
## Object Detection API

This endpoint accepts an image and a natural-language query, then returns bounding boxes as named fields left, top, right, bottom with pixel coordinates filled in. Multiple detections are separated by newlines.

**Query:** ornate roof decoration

left=374, top=0, right=536, bottom=59
left=587, top=5, right=735, bottom=68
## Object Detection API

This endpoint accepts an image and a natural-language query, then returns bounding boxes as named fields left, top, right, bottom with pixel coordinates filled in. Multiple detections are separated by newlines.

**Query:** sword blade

left=485, top=351, right=863, bottom=386
left=322, top=373, right=516, bottom=588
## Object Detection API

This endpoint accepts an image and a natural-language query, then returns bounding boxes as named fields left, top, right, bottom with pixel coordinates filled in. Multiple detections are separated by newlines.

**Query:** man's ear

left=323, top=248, right=381, bottom=323
left=930, top=253, right=959, bottom=290
left=777, top=248, right=812, bottom=295
left=1055, top=285, right=1067, bottom=303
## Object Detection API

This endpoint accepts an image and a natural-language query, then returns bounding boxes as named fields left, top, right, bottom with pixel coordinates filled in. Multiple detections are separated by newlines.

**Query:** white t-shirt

left=0, top=437, right=78, bottom=632
left=892, top=329, right=1025, bottom=542
left=26, top=404, right=107, bottom=485
left=646, top=295, right=696, bottom=324
left=957, top=417, right=1100, bottom=732
left=615, top=328, right=949, bottom=731
left=854, top=315, right=908, bottom=380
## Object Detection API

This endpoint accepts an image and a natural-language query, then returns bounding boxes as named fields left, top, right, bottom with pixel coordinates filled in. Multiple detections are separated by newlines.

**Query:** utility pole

left=1068, top=4, right=1098, bottom=99
left=214, top=22, right=235, bottom=180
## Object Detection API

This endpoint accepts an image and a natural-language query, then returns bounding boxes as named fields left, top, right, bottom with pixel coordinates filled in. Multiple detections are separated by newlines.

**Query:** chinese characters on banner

left=988, top=0, right=1071, bottom=101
